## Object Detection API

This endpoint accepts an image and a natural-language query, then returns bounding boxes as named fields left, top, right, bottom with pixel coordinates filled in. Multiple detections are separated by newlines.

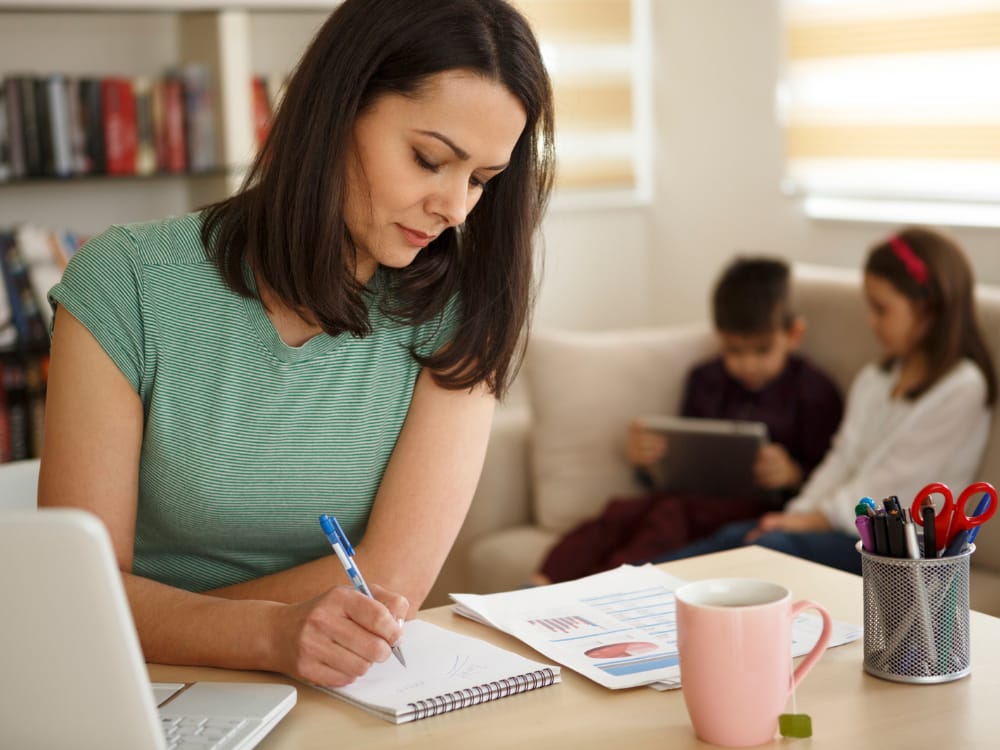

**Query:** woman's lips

left=398, top=225, right=434, bottom=248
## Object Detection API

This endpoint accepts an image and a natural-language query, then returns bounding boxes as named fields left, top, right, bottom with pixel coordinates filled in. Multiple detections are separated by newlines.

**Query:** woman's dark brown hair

left=201, top=0, right=554, bottom=397
left=865, top=227, right=997, bottom=404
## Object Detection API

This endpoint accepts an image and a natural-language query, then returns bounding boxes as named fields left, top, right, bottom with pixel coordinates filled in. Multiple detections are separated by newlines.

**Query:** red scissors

left=910, top=482, right=998, bottom=551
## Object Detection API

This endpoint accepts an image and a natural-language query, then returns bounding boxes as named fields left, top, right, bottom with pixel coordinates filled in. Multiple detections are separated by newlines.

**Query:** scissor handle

left=910, top=482, right=953, bottom=528
left=950, top=482, right=998, bottom=532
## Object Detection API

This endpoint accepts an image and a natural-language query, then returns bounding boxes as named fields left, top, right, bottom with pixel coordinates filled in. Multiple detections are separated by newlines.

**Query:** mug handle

left=788, top=600, right=833, bottom=691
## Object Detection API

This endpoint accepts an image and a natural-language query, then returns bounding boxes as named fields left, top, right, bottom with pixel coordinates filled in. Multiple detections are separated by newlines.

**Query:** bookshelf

left=0, top=1, right=330, bottom=232
left=0, top=1, right=330, bottom=461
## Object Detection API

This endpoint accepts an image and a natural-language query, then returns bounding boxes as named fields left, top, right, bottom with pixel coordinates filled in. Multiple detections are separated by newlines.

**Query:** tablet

left=639, top=415, right=770, bottom=501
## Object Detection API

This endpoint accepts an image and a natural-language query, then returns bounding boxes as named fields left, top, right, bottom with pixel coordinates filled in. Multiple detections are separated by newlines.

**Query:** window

left=515, top=0, right=652, bottom=204
left=781, top=0, right=1000, bottom=227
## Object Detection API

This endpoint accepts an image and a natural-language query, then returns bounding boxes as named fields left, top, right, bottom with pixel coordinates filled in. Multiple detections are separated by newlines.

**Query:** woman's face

left=344, top=70, right=528, bottom=282
left=863, top=272, right=930, bottom=359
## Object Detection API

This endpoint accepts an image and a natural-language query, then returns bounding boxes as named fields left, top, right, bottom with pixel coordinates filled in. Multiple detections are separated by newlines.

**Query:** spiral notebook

left=313, top=619, right=560, bottom=723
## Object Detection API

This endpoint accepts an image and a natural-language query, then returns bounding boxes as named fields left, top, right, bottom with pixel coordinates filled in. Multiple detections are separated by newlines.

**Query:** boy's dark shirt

left=680, top=353, right=843, bottom=488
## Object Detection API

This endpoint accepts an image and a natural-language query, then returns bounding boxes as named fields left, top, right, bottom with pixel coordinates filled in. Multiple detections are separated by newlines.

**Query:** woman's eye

left=414, top=151, right=439, bottom=172
left=469, top=175, right=485, bottom=189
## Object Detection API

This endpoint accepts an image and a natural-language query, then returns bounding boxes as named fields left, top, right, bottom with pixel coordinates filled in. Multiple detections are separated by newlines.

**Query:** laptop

left=0, top=508, right=297, bottom=750
left=640, top=414, right=772, bottom=502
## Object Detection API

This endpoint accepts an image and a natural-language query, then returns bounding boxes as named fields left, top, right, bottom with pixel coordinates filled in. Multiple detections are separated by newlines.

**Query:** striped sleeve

left=416, top=292, right=462, bottom=357
left=48, top=225, right=145, bottom=392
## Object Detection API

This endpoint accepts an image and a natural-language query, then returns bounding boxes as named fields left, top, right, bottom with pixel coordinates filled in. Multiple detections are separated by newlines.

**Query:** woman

left=39, top=0, right=554, bottom=688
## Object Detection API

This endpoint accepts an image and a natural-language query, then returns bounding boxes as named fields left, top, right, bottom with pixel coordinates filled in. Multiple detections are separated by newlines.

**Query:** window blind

left=514, top=0, right=649, bottom=197
left=782, top=0, right=1000, bottom=223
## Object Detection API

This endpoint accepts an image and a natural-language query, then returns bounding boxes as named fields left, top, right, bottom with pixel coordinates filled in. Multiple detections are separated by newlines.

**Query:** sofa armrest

left=425, top=404, right=533, bottom=605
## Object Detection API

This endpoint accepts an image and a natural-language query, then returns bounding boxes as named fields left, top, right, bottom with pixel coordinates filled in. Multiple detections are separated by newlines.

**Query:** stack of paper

left=452, top=564, right=861, bottom=690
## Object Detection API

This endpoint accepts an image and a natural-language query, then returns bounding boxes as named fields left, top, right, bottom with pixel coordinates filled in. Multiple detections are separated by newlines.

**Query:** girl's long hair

left=866, top=227, right=997, bottom=404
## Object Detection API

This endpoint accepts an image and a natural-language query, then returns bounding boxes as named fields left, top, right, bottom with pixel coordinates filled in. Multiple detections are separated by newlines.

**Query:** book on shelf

left=78, top=77, right=106, bottom=174
left=102, top=77, right=137, bottom=176
left=2, top=78, right=26, bottom=180
left=312, top=619, right=560, bottom=724
left=160, top=75, right=187, bottom=174
left=46, top=74, right=74, bottom=178
left=251, top=75, right=271, bottom=149
left=181, top=65, right=217, bottom=173
left=33, top=78, right=55, bottom=177
left=15, top=77, right=42, bottom=177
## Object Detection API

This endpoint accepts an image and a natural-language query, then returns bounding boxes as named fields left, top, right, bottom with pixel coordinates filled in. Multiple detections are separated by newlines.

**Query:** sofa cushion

left=467, top=525, right=558, bottom=594
left=525, top=325, right=716, bottom=534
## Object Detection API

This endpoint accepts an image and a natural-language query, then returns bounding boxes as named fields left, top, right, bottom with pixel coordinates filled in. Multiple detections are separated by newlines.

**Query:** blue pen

left=319, top=514, right=406, bottom=667
left=943, top=529, right=970, bottom=557
left=967, top=493, right=993, bottom=544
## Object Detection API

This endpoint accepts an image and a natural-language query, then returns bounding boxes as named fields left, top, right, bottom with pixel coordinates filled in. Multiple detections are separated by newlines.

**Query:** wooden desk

left=149, top=547, right=1000, bottom=749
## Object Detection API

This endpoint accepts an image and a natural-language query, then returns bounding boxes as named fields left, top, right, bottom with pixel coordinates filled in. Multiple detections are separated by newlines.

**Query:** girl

left=654, top=227, right=996, bottom=574
left=38, top=0, right=553, bottom=687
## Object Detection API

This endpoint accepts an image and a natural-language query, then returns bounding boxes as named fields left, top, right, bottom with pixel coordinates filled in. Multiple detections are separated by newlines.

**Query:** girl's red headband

left=889, top=236, right=929, bottom=285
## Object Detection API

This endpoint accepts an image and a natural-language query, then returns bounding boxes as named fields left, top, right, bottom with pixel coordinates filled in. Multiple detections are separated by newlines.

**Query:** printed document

left=451, top=564, right=861, bottom=690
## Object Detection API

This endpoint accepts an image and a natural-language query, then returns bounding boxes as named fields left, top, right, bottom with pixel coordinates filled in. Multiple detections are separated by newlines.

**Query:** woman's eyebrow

left=416, top=129, right=509, bottom=171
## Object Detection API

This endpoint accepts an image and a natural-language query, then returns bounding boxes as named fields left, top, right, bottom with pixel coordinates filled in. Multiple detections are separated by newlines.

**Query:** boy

left=536, top=257, right=844, bottom=583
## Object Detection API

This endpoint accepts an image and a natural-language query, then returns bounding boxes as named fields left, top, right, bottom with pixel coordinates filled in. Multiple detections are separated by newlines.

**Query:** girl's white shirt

left=785, top=358, right=992, bottom=535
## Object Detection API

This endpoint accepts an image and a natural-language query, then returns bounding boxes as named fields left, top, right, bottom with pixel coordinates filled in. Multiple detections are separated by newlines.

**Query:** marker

left=885, top=511, right=907, bottom=558
left=855, top=515, right=875, bottom=552
left=921, top=503, right=937, bottom=558
left=319, top=514, right=406, bottom=667
left=871, top=513, right=889, bottom=556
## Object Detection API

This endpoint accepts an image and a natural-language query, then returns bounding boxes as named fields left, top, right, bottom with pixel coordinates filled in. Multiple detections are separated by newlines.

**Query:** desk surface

left=149, top=547, right=1000, bottom=749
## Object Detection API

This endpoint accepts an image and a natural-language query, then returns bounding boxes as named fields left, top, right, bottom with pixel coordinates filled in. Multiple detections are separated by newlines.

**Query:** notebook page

left=314, top=619, right=560, bottom=723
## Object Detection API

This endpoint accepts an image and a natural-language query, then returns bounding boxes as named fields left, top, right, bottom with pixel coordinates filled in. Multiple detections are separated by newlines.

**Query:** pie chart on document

left=584, top=641, right=658, bottom=659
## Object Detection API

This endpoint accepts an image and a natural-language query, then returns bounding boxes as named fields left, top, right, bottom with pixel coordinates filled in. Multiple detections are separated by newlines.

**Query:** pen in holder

left=858, top=541, right=973, bottom=684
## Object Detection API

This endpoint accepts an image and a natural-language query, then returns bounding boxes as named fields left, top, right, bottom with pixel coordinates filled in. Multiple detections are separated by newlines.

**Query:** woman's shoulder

left=72, top=213, right=206, bottom=273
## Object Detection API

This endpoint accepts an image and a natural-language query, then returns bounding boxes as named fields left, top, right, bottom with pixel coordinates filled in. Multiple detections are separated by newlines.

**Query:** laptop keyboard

left=160, top=715, right=260, bottom=749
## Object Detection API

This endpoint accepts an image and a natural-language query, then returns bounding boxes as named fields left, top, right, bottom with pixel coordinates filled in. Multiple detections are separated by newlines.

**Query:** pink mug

left=675, top=578, right=832, bottom=747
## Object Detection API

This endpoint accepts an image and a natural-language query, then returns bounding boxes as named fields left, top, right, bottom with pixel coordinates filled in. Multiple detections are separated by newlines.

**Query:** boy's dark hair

left=866, top=226, right=997, bottom=405
left=712, top=257, right=794, bottom=335
left=199, top=0, right=555, bottom=398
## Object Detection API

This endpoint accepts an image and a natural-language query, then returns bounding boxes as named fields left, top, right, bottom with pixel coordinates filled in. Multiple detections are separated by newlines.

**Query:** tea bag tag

left=779, top=660, right=813, bottom=738
left=779, top=713, right=812, bottom=738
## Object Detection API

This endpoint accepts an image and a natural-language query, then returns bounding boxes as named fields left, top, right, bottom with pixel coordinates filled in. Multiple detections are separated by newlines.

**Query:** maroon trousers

left=539, top=493, right=765, bottom=583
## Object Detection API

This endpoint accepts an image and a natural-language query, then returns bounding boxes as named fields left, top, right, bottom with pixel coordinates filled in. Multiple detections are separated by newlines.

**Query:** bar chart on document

left=452, top=565, right=688, bottom=689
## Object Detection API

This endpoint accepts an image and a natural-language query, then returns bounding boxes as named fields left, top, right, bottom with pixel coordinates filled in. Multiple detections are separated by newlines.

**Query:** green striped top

left=49, top=212, right=458, bottom=592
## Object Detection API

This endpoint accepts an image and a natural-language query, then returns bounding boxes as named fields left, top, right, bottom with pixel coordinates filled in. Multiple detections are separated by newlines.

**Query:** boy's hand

left=753, top=443, right=803, bottom=490
left=626, top=420, right=667, bottom=467
left=744, top=510, right=831, bottom=542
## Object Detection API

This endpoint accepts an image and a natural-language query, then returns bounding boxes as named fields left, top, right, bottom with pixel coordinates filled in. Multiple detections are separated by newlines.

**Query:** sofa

left=426, top=263, right=1000, bottom=617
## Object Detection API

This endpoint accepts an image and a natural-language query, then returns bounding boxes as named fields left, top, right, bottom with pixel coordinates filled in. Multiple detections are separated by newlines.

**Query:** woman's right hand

left=269, top=583, right=408, bottom=686
left=626, top=420, right=667, bottom=467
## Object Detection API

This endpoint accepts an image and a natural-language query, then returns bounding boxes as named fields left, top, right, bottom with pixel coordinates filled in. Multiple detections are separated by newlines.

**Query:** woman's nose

left=429, top=176, right=472, bottom=227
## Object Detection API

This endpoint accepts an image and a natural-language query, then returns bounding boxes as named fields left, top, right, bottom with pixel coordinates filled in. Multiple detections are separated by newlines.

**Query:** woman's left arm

left=209, top=369, right=495, bottom=616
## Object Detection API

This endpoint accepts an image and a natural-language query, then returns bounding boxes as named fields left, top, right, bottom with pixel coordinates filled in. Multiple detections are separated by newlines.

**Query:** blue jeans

left=650, top=519, right=862, bottom=575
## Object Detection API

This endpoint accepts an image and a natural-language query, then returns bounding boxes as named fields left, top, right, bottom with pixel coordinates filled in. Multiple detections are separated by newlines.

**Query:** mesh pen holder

left=859, top=542, right=973, bottom=684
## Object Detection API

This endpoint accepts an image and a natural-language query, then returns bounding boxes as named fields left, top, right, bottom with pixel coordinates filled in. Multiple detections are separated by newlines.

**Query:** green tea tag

left=779, top=713, right=813, bottom=738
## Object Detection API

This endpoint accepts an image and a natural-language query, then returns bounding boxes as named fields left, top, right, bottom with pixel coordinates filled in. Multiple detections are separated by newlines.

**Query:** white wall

left=535, top=0, right=1000, bottom=331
